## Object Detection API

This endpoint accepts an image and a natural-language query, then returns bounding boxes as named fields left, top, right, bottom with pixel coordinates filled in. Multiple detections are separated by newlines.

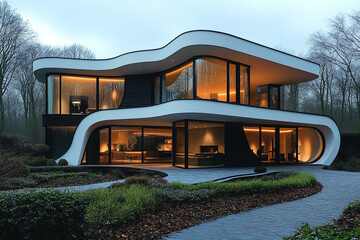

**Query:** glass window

left=188, top=121, right=225, bottom=167
left=61, top=76, right=96, bottom=114
left=261, top=127, right=276, bottom=162
left=110, top=127, right=142, bottom=164
left=244, top=126, right=260, bottom=157
left=269, top=86, right=279, bottom=109
left=240, top=65, right=249, bottom=105
left=256, top=85, right=268, bottom=108
left=162, top=61, right=193, bottom=102
left=47, top=75, right=60, bottom=114
left=99, top=128, right=109, bottom=164
left=154, top=76, right=161, bottom=104
left=279, top=127, right=297, bottom=162
left=143, top=128, right=172, bottom=163
left=229, top=63, right=236, bottom=102
left=196, top=57, right=227, bottom=101
left=99, top=77, right=125, bottom=110
left=298, top=128, right=323, bottom=163
left=174, top=121, right=186, bottom=167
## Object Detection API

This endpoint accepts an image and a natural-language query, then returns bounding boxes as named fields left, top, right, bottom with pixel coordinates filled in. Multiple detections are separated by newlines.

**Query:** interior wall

left=188, top=127, right=225, bottom=154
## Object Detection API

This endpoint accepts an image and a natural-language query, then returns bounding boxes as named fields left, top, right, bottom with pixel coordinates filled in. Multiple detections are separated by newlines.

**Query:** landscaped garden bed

left=0, top=171, right=322, bottom=240
left=285, top=199, right=360, bottom=239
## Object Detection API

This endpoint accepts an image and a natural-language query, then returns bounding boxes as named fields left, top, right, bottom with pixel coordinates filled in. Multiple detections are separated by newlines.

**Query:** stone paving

left=159, top=165, right=360, bottom=240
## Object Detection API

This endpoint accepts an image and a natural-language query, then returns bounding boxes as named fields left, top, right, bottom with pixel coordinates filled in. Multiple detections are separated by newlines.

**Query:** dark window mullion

left=227, top=62, right=229, bottom=102
left=59, top=75, right=62, bottom=114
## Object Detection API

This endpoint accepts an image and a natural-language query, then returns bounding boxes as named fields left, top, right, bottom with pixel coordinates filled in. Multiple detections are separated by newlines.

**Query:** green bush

left=125, top=175, right=150, bottom=185
left=164, top=172, right=316, bottom=197
left=284, top=222, right=360, bottom=239
left=0, top=190, right=88, bottom=240
left=9, top=155, right=33, bottom=165
left=23, top=143, right=49, bottom=157
left=58, top=158, right=68, bottom=166
left=46, top=159, right=57, bottom=166
left=156, top=187, right=216, bottom=203
left=85, top=184, right=156, bottom=230
left=30, top=156, right=49, bottom=166
left=0, top=157, right=29, bottom=179
left=0, top=177, right=37, bottom=190
left=343, top=199, right=360, bottom=214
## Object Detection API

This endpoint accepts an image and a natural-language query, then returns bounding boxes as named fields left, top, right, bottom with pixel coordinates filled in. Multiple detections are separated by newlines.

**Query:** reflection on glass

left=261, top=127, right=275, bottom=162
left=99, top=77, right=125, bottom=109
left=229, top=63, right=236, bottom=102
left=196, top=57, right=227, bottom=101
left=279, top=128, right=296, bottom=162
left=154, top=76, right=161, bottom=104
left=269, top=86, right=279, bottom=109
left=162, top=61, right=193, bottom=102
left=188, top=121, right=225, bottom=167
left=61, top=76, right=96, bottom=114
left=174, top=121, right=186, bottom=167
left=298, top=128, right=323, bottom=162
left=110, top=127, right=142, bottom=164
left=244, top=126, right=260, bottom=157
left=256, top=85, right=268, bottom=108
left=143, top=128, right=172, bottom=163
left=47, top=75, right=60, bottom=114
left=99, top=128, right=109, bottom=164
left=240, top=65, right=249, bottom=104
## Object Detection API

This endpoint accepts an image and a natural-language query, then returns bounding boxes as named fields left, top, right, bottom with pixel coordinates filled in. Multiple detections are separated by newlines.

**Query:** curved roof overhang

left=33, top=30, right=319, bottom=87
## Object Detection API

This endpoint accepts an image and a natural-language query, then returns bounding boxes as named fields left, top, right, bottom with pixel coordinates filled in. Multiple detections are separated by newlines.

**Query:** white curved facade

left=33, top=30, right=340, bottom=167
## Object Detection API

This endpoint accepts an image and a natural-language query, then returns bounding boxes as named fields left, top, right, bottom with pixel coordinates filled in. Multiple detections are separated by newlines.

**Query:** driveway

left=154, top=165, right=360, bottom=239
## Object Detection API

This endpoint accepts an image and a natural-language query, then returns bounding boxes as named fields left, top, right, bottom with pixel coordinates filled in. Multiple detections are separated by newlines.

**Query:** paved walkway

left=158, top=165, right=360, bottom=240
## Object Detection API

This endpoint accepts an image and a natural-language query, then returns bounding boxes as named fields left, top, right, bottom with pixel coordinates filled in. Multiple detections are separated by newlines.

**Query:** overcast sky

left=6, top=0, right=360, bottom=59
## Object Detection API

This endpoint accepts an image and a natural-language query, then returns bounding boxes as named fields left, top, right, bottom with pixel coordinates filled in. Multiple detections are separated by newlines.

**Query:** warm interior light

left=62, top=76, right=124, bottom=82
left=244, top=128, right=294, bottom=133
left=112, top=90, right=117, bottom=100
left=166, top=62, right=193, bottom=77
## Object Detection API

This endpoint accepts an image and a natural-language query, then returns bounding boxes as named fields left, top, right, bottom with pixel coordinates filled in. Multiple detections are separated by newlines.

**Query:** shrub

left=343, top=199, right=360, bottom=214
left=0, top=177, right=37, bottom=190
left=150, top=178, right=168, bottom=184
left=30, top=156, right=48, bottom=166
left=58, top=158, right=68, bottom=166
left=23, top=143, right=49, bottom=157
left=125, top=175, right=150, bottom=185
left=0, top=190, right=88, bottom=240
left=156, top=187, right=216, bottom=203
left=46, top=159, right=57, bottom=166
left=85, top=184, right=156, bottom=229
left=8, top=155, right=33, bottom=165
left=0, top=157, right=29, bottom=179
left=284, top=222, right=360, bottom=239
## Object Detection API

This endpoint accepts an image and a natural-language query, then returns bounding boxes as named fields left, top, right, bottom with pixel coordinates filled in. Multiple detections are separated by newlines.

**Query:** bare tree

left=61, top=43, right=95, bottom=59
left=0, top=1, right=34, bottom=133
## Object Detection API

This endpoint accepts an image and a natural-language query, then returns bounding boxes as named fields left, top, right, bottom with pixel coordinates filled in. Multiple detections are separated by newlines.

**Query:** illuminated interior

left=196, top=57, right=227, bottom=101
left=61, top=76, right=97, bottom=114
left=99, top=77, right=125, bottom=109
left=244, top=125, right=323, bottom=163
left=47, top=75, right=60, bottom=114
left=174, top=121, right=186, bottom=167
left=143, top=128, right=172, bottom=163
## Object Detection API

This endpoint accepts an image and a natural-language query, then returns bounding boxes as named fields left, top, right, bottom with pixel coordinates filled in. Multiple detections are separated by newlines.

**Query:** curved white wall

left=58, top=100, right=340, bottom=166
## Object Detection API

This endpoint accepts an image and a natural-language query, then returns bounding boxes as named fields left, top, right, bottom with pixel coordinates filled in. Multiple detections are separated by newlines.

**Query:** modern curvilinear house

left=33, top=30, right=340, bottom=168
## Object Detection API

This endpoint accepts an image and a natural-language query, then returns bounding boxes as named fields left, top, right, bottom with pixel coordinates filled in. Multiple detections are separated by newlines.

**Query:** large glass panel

left=261, top=127, right=276, bottom=162
left=244, top=126, right=260, bottom=158
left=269, top=86, right=279, bottom=109
left=47, top=75, right=60, bottom=114
left=46, top=126, right=76, bottom=159
left=99, top=77, right=125, bottom=109
left=188, top=121, right=225, bottom=167
left=61, top=75, right=96, bottom=114
left=99, top=128, right=109, bottom=164
left=143, top=128, right=172, bottom=163
left=298, top=128, right=323, bottom=162
left=110, top=127, right=142, bottom=164
left=256, top=85, right=268, bottom=108
left=196, top=57, right=227, bottom=101
left=279, top=127, right=297, bottom=162
left=154, top=76, right=161, bottom=104
left=162, top=61, right=193, bottom=102
left=229, top=63, right=236, bottom=102
left=174, top=121, right=186, bottom=167
left=240, top=65, right=249, bottom=105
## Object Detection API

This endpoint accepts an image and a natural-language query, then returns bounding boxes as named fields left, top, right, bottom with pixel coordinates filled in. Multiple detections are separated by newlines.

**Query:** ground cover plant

left=284, top=199, right=360, bottom=239
left=0, top=171, right=322, bottom=240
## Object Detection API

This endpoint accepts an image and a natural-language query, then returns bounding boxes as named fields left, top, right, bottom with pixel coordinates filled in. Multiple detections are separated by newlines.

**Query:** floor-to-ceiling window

left=173, top=121, right=186, bottom=168
left=143, top=128, right=172, bottom=163
left=196, top=57, right=227, bottom=101
left=99, top=77, right=125, bottom=109
left=298, top=127, right=323, bottom=162
left=162, top=61, right=193, bottom=102
left=61, top=76, right=97, bottom=114
left=47, top=75, right=60, bottom=114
